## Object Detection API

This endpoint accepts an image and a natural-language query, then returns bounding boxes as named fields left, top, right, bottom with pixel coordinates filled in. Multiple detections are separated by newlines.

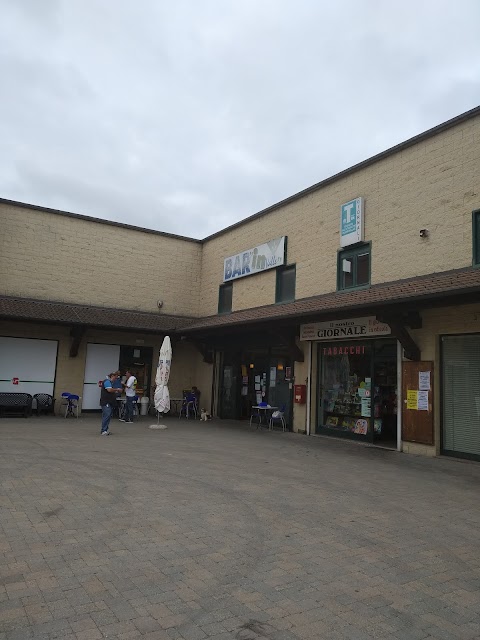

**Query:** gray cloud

left=1, top=0, right=479, bottom=239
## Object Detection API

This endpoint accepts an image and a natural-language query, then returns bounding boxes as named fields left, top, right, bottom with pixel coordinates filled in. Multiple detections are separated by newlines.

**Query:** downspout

left=397, top=340, right=402, bottom=452
left=306, top=340, right=313, bottom=436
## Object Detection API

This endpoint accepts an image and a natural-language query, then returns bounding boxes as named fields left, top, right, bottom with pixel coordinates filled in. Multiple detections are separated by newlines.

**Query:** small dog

left=200, top=408, right=212, bottom=421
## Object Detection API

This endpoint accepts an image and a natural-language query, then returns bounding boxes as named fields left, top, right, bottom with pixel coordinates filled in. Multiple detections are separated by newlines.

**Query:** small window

left=276, top=265, right=296, bottom=303
left=338, top=244, right=371, bottom=290
left=218, top=283, right=233, bottom=314
left=473, top=209, right=480, bottom=266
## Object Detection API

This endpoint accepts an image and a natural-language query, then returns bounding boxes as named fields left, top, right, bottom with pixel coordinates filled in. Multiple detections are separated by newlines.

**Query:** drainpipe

left=396, top=340, right=402, bottom=452
left=306, top=341, right=312, bottom=436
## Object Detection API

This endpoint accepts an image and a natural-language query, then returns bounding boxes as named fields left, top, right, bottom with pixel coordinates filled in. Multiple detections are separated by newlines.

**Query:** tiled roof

left=2, top=267, right=480, bottom=335
left=0, top=296, right=194, bottom=333
left=182, top=267, right=480, bottom=333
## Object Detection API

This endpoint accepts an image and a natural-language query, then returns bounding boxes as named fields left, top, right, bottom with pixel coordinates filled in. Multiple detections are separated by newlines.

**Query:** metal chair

left=63, top=393, right=80, bottom=418
left=269, top=404, right=287, bottom=431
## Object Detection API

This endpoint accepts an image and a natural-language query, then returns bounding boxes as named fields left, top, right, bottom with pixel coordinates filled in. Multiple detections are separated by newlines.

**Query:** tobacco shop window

left=337, top=243, right=371, bottom=290
left=276, top=264, right=296, bottom=303
left=473, top=209, right=480, bottom=266
left=218, top=283, right=233, bottom=314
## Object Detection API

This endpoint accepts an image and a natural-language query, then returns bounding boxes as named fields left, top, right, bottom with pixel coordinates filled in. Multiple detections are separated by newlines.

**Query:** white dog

left=200, top=408, right=212, bottom=421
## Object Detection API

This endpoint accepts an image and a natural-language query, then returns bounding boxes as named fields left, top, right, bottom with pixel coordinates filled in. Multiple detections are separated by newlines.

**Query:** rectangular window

left=473, top=209, right=480, bottom=266
left=218, top=283, right=233, bottom=314
left=337, top=244, right=371, bottom=290
left=276, top=265, right=296, bottom=303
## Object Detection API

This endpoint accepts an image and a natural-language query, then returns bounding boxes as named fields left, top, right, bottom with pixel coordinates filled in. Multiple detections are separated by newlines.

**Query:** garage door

left=0, top=337, right=58, bottom=395
left=82, top=343, right=120, bottom=410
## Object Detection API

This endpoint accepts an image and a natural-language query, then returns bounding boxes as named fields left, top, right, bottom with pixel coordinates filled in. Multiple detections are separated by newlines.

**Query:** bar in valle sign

left=223, top=236, right=286, bottom=282
left=300, top=316, right=390, bottom=341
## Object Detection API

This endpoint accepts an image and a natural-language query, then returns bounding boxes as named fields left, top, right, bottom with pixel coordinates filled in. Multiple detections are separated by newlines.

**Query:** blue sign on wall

left=340, top=197, right=364, bottom=247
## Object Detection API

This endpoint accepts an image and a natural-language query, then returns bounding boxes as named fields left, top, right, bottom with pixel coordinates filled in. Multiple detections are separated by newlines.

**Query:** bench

left=0, top=392, right=33, bottom=417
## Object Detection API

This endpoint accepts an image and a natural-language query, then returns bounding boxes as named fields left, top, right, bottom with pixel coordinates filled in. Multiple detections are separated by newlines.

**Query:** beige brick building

left=1, top=105, right=480, bottom=459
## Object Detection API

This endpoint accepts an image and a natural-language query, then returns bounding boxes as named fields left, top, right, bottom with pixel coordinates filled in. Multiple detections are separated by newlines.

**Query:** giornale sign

left=341, top=197, right=364, bottom=247
left=223, top=236, right=286, bottom=282
left=300, top=316, right=391, bottom=341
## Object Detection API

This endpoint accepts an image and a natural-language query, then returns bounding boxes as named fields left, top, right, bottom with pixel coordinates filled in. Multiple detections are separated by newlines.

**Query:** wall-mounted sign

left=340, top=197, right=364, bottom=247
left=12, top=377, right=19, bottom=385
left=300, top=316, right=391, bottom=341
left=223, top=236, right=286, bottom=282
left=322, top=344, right=367, bottom=356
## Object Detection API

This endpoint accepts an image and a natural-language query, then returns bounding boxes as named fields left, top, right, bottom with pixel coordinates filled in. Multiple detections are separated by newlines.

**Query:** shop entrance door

left=219, top=364, right=239, bottom=419
left=402, top=361, right=434, bottom=445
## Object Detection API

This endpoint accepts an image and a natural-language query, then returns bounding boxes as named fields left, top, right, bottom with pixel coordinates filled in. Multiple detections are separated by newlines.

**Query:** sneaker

left=119, top=418, right=125, bottom=422
left=101, top=431, right=110, bottom=436
left=125, top=421, right=133, bottom=424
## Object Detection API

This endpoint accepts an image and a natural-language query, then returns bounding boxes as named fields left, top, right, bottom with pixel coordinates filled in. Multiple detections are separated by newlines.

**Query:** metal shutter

left=442, top=335, right=480, bottom=457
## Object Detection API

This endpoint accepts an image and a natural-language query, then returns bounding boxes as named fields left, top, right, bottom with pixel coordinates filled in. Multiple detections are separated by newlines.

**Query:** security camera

left=157, top=300, right=164, bottom=309
left=419, top=229, right=429, bottom=238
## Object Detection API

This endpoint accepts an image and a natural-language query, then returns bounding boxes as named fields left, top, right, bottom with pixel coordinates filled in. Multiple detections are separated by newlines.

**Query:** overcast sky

left=1, top=1, right=479, bottom=239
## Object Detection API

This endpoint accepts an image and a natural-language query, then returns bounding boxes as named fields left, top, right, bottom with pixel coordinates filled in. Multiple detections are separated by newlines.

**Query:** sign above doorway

left=300, top=316, right=391, bottom=341
left=223, top=236, right=286, bottom=282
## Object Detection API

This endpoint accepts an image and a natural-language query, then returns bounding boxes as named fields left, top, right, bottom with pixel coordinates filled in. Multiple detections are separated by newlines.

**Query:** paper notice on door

left=255, top=383, right=260, bottom=391
left=361, top=398, right=371, bottom=417
left=417, top=390, right=429, bottom=411
left=419, top=371, right=431, bottom=391
left=255, top=375, right=260, bottom=383
left=407, top=390, right=418, bottom=410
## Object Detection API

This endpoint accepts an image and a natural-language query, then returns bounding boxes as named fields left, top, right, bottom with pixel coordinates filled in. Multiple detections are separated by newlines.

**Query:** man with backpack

left=100, top=373, right=123, bottom=435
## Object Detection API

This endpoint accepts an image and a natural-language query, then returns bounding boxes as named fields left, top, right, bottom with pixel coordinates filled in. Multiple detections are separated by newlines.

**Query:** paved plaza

left=1, top=415, right=480, bottom=640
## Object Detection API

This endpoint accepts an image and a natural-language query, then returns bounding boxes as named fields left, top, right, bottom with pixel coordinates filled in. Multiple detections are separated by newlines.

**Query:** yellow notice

left=407, top=390, right=418, bottom=410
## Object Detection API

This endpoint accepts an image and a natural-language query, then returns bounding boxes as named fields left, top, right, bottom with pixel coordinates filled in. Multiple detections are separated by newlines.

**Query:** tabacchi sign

left=223, top=236, right=286, bottom=282
left=300, top=317, right=391, bottom=341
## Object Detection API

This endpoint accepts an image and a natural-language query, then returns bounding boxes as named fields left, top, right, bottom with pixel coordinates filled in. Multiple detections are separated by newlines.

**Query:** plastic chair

left=179, top=393, right=197, bottom=419
left=269, top=404, right=287, bottom=432
left=61, top=392, right=72, bottom=416
left=33, top=393, right=55, bottom=416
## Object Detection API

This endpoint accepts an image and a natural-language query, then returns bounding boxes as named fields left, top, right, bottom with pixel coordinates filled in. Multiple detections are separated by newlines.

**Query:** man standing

left=100, top=373, right=122, bottom=435
left=112, top=371, right=123, bottom=417
left=122, top=369, right=137, bottom=424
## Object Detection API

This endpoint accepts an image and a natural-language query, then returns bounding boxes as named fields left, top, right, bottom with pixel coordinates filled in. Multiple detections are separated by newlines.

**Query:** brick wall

left=0, top=205, right=202, bottom=317
left=199, top=115, right=480, bottom=316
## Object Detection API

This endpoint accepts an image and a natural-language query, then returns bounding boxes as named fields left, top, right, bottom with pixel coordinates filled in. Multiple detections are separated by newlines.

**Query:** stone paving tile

left=2, top=416, right=480, bottom=640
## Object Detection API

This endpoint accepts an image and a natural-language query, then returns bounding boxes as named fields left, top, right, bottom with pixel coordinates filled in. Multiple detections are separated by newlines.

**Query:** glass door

left=317, top=342, right=373, bottom=441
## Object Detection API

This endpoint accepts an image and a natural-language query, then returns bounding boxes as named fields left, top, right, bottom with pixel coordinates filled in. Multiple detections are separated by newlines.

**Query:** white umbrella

left=154, top=335, right=172, bottom=416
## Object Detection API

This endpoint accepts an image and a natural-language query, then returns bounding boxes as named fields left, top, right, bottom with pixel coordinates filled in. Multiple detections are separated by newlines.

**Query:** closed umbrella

left=154, top=335, right=172, bottom=416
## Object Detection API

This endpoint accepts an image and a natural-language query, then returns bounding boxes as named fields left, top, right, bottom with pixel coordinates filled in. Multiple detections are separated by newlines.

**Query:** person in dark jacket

left=100, top=373, right=122, bottom=435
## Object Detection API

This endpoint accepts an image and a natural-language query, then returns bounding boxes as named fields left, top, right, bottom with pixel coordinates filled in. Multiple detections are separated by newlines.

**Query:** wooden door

left=402, top=361, right=434, bottom=444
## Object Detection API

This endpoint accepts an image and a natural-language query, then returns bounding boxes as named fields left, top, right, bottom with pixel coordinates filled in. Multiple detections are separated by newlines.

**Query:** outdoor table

left=252, top=405, right=278, bottom=427
left=170, top=398, right=183, bottom=415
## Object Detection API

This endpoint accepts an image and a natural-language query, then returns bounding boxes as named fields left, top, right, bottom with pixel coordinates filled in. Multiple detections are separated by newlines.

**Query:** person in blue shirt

left=100, top=373, right=122, bottom=435
left=112, top=371, right=123, bottom=417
